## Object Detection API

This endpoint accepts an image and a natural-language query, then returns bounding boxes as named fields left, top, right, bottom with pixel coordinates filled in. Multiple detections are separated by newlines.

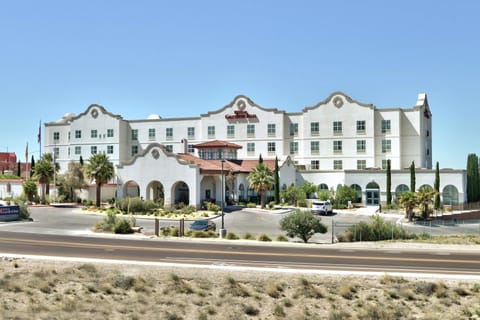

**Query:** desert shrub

left=205, top=202, right=220, bottom=213
left=257, top=233, right=272, bottom=242
left=242, top=232, right=255, bottom=240
left=181, top=205, right=196, bottom=214
left=268, top=201, right=276, bottom=209
left=340, top=214, right=415, bottom=241
left=225, top=232, right=239, bottom=240
left=247, top=202, right=257, bottom=208
left=187, top=230, right=217, bottom=238
left=114, top=218, right=133, bottom=234
left=274, top=235, right=289, bottom=242
left=243, top=305, right=259, bottom=316
left=168, top=227, right=180, bottom=237
left=12, top=199, right=30, bottom=220
left=142, top=200, right=159, bottom=213
left=337, top=230, right=354, bottom=242
left=117, top=197, right=144, bottom=214
left=93, top=212, right=117, bottom=232
left=280, top=209, right=327, bottom=243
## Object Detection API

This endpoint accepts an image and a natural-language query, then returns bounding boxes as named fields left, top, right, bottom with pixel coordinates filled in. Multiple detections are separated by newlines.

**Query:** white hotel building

left=44, top=92, right=466, bottom=208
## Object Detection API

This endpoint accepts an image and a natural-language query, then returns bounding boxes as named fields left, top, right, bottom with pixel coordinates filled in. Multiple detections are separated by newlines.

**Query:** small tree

left=334, top=185, right=357, bottom=207
left=274, top=157, right=280, bottom=204
left=410, top=161, right=416, bottom=192
left=399, top=191, right=417, bottom=222
left=23, top=179, right=38, bottom=202
left=280, top=185, right=304, bottom=205
left=301, top=181, right=318, bottom=199
left=84, top=154, right=115, bottom=207
left=247, top=162, right=274, bottom=208
left=417, top=188, right=436, bottom=220
left=280, top=209, right=327, bottom=243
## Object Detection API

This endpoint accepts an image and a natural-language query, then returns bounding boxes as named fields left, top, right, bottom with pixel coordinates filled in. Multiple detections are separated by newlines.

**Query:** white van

left=311, top=200, right=333, bottom=215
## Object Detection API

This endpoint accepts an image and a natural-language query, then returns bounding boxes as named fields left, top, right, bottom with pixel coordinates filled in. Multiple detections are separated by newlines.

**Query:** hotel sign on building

left=44, top=92, right=466, bottom=208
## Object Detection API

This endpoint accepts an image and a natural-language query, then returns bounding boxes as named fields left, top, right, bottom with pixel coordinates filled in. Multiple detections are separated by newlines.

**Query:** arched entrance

left=123, top=181, right=140, bottom=198
left=442, top=185, right=459, bottom=205
left=350, top=184, right=362, bottom=203
left=146, top=181, right=164, bottom=205
left=365, top=181, right=380, bottom=205
left=395, top=184, right=409, bottom=199
left=173, top=181, right=190, bottom=206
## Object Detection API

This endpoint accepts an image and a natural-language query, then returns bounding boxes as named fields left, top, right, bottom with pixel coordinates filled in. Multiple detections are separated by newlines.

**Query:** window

left=426, top=130, right=430, bottom=137
left=188, top=144, right=194, bottom=153
left=91, top=146, right=97, bottom=154
left=91, top=130, right=97, bottom=138
left=187, top=127, right=195, bottom=138
left=382, top=159, right=389, bottom=169
left=333, top=140, right=342, bottom=153
left=333, top=121, right=342, bottom=134
left=334, top=160, right=343, bottom=170
left=267, top=142, right=276, bottom=153
left=166, top=128, right=173, bottom=140
left=165, top=145, right=173, bottom=152
left=289, top=142, right=298, bottom=155
left=53, top=132, right=60, bottom=141
left=227, top=125, right=235, bottom=138
left=310, top=141, right=319, bottom=155
left=107, top=145, right=114, bottom=154
left=53, top=147, right=59, bottom=159
left=267, top=123, right=276, bottom=137
left=247, top=142, right=255, bottom=154
left=75, top=130, right=81, bottom=139
left=208, top=126, right=215, bottom=138
left=382, top=139, right=391, bottom=153
left=68, top=147, right=70, bottom=156
left=311, top=160, right=320, bottom=170
left=289, top=123, right=298, bottom=136
left=107, top=129, right=114, bottom=138
left=247, top=124, right=255, bottom=138
left=357, top=160, right=366, bottom=170
left=310, top=122, right=319, bottom=136
left=131, top=129, right=138, bottom=140
left=75, top=146, right=81, bottom=155
left=68, top=132, right=71, bottom=141
left=357, top=140, right=366, bottom=152
left=381, top=119, right=391, bottom=133
left=149, top=128, right=156, bottom=139
left=356, top=120, right=366, bottom=133
left=131, top=145, right=138, bottom=156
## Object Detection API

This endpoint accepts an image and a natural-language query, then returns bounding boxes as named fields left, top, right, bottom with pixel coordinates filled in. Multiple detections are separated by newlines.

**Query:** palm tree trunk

left=96, top=183, right=102, bottom=207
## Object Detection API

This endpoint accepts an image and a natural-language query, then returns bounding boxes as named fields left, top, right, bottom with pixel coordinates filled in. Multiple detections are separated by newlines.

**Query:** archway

left=419, top=184, right=433, bottom=192
left=173, top=181, right=190, bottom=206
left=238, top=183, right=245, bottom=203
left=350, top=184, right=362, bottom=203
left=442, top=185, right=459, bottom=205
left=365, top=181, right=380, bottom=205
left=319, top=183, right=329, bottom=191
left=123, top=181, right=140, bottom=198
left=395, top=184, right=409, bottom=199
left=146, top=180, right=164, bottom=205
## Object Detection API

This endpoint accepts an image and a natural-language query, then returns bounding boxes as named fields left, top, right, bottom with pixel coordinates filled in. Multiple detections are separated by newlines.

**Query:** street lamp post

left=220, top=158, right=226, bottom=237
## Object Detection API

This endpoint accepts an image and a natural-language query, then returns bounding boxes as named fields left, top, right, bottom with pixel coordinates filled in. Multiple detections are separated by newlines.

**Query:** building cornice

left=302, top=91, right=376, bottom=112
left=201, top=95, right=285, bottom=117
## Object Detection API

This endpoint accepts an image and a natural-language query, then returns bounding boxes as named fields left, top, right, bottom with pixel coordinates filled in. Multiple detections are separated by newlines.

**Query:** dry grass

left=0, top=258, right=479, bottom=319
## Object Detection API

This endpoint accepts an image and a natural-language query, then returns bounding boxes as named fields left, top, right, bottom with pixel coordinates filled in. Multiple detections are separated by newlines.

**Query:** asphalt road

left=0, top=230, right=479, bottom=276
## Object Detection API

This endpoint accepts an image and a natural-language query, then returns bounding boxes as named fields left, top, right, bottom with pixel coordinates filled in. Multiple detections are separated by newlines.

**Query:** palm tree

left=84, top=154, right=114, bottom=207
left=399, top=191, right=417, bottom=222
left=417, top=188, right=436, bottom=220
left=33, top=154, right=55, bottom=203
left=247, top=162, right=274, bottom=208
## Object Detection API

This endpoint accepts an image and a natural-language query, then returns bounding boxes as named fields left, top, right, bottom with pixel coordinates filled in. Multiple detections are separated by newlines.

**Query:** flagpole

left=38, top=120, right=42, bottom=159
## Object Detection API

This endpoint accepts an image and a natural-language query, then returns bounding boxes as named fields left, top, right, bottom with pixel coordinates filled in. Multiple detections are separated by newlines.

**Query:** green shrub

left=257, top=233, right=272, bottom=242
left=13, top=199, right=30, bottom=220
left=114, top=218, right=133, bottom=234
left=182, top=205, right=196, bottom=214
left=118, top=197, right=145, bottom=214
left=296, top=199, right=308, bottom=207
left=247, top=202, right=257, bottom=208
left=274, top=235, right=289, bottom=242
left=242, top=233, right=255, bottom=240
left=187, top=230, right=217, bottom=238
left=93, top=212, right=117, bottom=232
left=168, top=227, right=180, bottom=237
left=225, top=232, right=239, bottom=240
left=268, top=201, right=276, bottom=209
left=340, top=214, right=415, bottom=241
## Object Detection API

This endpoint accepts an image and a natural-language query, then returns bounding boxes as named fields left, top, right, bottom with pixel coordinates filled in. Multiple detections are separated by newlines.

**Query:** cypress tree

left=386, top=159, right=392, bottom=205
left=258, top=154, right=263, bottom=164
left=17, top=160, right=21, bottom=177
left=274, top=157, right=280, bottom=204
left=410, top=161, right=416, bottom=192
left=80, top=156, right=84, bottom=166
left=466, top=153, right=480, bottom=202
left=30, top=155, right=35, bottom=178
left=434, top=161, right=441, bottom=209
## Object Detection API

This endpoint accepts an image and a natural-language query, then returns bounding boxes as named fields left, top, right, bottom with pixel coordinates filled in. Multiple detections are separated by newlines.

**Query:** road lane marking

left=0, top=236, right=479, bottom=265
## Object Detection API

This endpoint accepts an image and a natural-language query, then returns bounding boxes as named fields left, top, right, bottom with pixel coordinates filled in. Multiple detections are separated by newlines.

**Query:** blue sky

left=1, top=1, right=478, bottom=169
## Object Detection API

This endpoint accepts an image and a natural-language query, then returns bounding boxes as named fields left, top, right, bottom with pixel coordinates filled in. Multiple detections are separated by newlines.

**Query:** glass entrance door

left=366, top=189, right=380, bottom=205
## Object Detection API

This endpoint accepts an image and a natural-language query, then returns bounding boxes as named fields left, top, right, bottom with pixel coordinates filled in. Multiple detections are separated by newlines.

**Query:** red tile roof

left=193, top=140, right=243, bottom=149
left=177, top=154, right=275, bottom=174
